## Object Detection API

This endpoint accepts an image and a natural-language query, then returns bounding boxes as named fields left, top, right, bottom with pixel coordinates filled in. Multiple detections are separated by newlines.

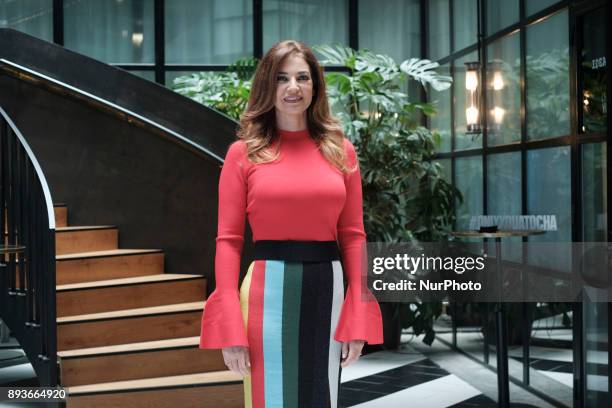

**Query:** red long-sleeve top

left=199, top=128, right=384, bottom=349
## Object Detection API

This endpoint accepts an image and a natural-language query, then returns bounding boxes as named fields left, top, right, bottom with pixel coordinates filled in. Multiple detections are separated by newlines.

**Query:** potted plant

left=313, top=44, right=460, bottom=348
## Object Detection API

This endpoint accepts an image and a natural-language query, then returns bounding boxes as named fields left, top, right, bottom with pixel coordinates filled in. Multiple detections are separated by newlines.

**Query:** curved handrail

left=0, top=59, right=224, bottom=164
left=0, top=106, right=55, bottom=229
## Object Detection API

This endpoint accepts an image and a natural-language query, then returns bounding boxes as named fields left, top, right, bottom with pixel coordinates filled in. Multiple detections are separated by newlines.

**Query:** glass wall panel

left=455, top=155, right=483, bottom=230
left=427, top=0, right=450, bottom=61
left=487, top=152, right=522, bottom=261
left=526, top=0, right=560, bottom=17
left=527, top=145, right=573, bottom=401
left=359, top=0, right=420, bottom=63
left=579, top=11, right=608, bottom=406
left=486, top=31, right=520, bottom=146
left=487, top=152, right=521, bottom=216
left=454, top=51, right=482, bottom=151
left=526, top=146, right=571, bottom=268
left=263, top=0, right=348, bottom=56
left=64, top=0, right=154, bottom=64
left=486, top=0, right=518, bottom=34
left=166, top=0, right=252, bottom=64
left=129, top=70, right=156, bottom=82
left=0, top=0, right=52, bottom=41
left=579, top=8, right=607, bottom=134
left=453, top=0, right=477, bottom=52
left=429, top=63, right=451, bottom=153
left=526, top=10, right=569, bottom=140
left=582, top=143, right=607, bottom=242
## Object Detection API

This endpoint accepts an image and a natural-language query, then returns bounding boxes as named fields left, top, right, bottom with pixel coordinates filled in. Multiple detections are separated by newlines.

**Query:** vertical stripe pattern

left=328, top=261, right=344, bottom=408
left=282, top=262, right=302, bottom=407
left=246, top=260, right=266, bottom=408
left=240, top=262, right=255, bottom=408
left=239, top=259, right=344, bottom=408
left=263, top=261, right=284, bottom=407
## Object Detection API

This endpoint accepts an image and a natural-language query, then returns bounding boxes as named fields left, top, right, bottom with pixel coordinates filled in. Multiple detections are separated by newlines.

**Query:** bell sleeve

left=334, top=139, right=384, bottom=345
left=199, top=141, right=250, bottom=349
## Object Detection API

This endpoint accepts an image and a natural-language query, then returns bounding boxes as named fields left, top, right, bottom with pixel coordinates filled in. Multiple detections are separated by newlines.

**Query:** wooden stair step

left=56, top=226, right=118, bottom=255
left=57, top=302, right=205, bottom=350
left=58, top=336, right=202, bottom=358
left=56, top=274, right=206, bottom=317
left=56, top=249, right=163, bottom=261
left=54, top=204, right=67, bottom=227
left=56, top=249, right=164, bottom=285
left=57, top=301, right=205, bottom=324
left=66, top=372, right=243, bottom=408
left=68, top=370, right=242, bottom=394
left=58, top=336, right=225, bottom=386
left=57, top=273, right=202, bottom=290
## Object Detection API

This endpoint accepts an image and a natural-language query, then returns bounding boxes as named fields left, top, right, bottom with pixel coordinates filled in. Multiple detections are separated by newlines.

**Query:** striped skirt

left=239, top=241, right=345, bottom=408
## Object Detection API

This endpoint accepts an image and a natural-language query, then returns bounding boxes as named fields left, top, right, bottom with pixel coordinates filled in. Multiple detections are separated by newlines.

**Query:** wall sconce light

left=465, top=61, right=481, bottom=134
left=489, top=65, right=505, bottom=131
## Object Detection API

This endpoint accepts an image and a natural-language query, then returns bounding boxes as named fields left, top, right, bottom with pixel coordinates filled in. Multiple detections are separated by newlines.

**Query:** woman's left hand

left=340, top=340, right=365, bottom=368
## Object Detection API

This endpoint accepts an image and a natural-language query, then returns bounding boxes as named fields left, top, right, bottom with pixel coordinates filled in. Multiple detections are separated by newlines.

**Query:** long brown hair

left=237, top=40, right=353, bottom=173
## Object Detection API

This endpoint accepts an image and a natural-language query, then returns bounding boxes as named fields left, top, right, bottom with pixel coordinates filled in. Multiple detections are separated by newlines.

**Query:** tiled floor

left=0, top=332, right=604, bottom=407
left=338, top=349, right=539, bottom=407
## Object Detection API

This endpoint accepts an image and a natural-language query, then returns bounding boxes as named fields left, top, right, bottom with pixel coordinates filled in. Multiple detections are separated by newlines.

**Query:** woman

left=199, top=39, right=383, bottom=408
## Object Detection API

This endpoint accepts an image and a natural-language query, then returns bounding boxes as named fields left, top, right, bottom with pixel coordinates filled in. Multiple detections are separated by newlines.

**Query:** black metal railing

left=0, top=106, right=57, bottom=386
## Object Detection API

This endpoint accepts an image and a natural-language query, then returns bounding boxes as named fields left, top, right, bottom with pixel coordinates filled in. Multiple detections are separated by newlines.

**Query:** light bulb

left=492, top=71, right=504, bottom=90
left=491, top=107, right=505, bottom=124
left=466, top=106, right=479, bottom=125
left=466, top=71, right=478, bottom=91
left=132, top=32, right=144, bottom=47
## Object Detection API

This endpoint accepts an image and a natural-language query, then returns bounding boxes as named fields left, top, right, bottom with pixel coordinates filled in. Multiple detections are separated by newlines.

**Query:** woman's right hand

left=222, top=346, right=251, bottom=377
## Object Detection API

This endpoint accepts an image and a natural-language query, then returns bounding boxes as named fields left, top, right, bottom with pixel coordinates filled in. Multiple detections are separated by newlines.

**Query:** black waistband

left=253, top=240, right=341, bottom=262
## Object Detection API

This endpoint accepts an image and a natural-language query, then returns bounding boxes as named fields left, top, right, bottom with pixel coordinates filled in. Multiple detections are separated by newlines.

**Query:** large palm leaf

left=400, top=58, right=452, bottom=91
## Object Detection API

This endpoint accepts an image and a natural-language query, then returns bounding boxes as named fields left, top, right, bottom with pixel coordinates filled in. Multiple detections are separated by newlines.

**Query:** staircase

left=52, top=204, right=243, bottom=407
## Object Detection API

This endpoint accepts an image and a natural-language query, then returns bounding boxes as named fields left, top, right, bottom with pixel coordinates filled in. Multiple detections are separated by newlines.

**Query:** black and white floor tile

left=339, top=350, right=531, bottom=407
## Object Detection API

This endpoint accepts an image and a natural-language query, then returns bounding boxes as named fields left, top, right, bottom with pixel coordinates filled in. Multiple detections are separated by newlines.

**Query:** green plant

left=314, top=44, right=461, bottom=345
left=171, top=57, right=258, bottom=119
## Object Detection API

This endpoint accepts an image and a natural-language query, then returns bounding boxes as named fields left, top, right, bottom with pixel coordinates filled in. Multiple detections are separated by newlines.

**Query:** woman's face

left=274, top=54, right=313, bottom=121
